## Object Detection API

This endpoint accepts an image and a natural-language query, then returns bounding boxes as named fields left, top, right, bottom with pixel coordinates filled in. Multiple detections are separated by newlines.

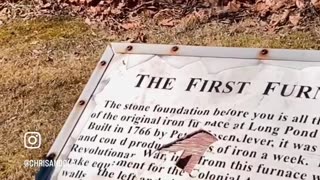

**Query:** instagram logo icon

left=24, top=132, right=41, bottom=149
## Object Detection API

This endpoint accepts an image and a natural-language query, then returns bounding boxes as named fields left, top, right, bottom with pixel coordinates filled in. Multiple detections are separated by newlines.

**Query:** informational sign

left=40, top=43, right=320, bottom=180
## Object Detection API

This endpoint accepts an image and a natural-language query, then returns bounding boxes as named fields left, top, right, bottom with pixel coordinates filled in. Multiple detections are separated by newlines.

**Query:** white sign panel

left=40, top=43, right=320, bottom=180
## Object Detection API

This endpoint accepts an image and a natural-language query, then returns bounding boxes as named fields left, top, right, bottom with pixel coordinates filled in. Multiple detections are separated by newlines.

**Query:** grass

left=0, top=17, right=112, bottom=180
left=1, top=16, right=320, bottom=179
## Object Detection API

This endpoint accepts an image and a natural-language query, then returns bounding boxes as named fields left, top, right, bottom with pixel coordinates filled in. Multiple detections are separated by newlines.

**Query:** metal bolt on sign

left=78, top=100, right=86, bottom=106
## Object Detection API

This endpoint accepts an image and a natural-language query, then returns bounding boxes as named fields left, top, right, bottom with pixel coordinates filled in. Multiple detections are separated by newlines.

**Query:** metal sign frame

left=37, top=43, right=320, bottom=180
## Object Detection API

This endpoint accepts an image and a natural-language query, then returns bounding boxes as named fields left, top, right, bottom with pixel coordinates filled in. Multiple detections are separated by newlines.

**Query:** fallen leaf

left=271, top=0, right=286, bottom=11
left=102, top=7, right=111, bottom=15
left=119, top=2, right=126, bottom=8
left=227, top=0, right=240, bottom=12
left=270, top=14, right=280, bottom=26
left=159, top=18, right=177, bottom=27
left=255, top=2, right=268, bottom=12
left=280, top=9, right=290, bottom=24
left=61, top=3, right=69, bottom=7
left=68, top=0, right=76, bottom=3
left=88, top=6, right=103, bottom=15
left=296, top=0, right=305, bottom=9
left=265, top=0, right=276, bottom=7
left=121, top=22, right=140, bottom=30
left=194, top=9, right=211, bottom=23
left=105, top=0, right=113, bottom=4
left=289, top=14, right=302, bottom=26
left=143, top=9, right=157, bottom=17
left=41, top=3, right=52, bottom=9
left=270, top=9, right=290, bottom=27
left=79, top=0, right=86, bottom=4
left=111, top=8, right=122, bottom=15
left=312, top=0, right=320, bottom=9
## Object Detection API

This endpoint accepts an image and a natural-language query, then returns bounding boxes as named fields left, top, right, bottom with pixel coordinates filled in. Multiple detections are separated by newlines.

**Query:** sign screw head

left=126, top=45, right=133, bottom=51
left=260, top=49, right=268, bottom=55
left=100, top=61, right=106, bottom=66
left=79, top=100, right=86, bottom=105
left=172, top=46, right=179, bottom=52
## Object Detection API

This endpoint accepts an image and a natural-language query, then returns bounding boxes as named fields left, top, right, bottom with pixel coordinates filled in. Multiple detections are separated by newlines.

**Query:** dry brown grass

left=1, top=16, right=320, bottom=180
left=0, top=16, right=111, bottom=179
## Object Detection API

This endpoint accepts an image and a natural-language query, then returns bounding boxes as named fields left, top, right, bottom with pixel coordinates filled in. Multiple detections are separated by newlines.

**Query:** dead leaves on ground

left=2, top=0, right=319, bottom=31
left=58, top=0, right=317, bottom=31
